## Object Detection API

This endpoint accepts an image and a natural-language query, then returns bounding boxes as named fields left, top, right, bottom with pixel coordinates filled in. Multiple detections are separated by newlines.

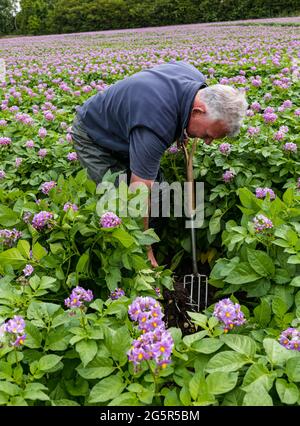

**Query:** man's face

left=186, top=99, right=229, bottom=144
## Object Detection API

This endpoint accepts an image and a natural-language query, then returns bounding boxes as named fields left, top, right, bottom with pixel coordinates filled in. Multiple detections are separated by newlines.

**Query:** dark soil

left=163, top=280, right=197, bottom=335
left=162, top=260, right=222, bottom=335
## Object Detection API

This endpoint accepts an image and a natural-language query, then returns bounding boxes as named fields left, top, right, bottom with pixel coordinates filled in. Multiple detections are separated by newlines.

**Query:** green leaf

left=179, top=385, right=191, bottom=406
left=206, top=371, right=238, bottom=395
left=0, top=206, right=19, bottom=226
left=0, top=381, right=20, bottom=396
left=238, top=188, right=258, bottom=212
left=164, top=389, right=181, bottom=406
left=24, top=323, right=42, bottom=349
left=290, top=276, right=300, bottom=287
left=17, top=240, right=31, bottom=259
left=242, top=363, right=274, bottom=392
left=272, top=296, right=288, bottom=317
left=105, top=267, right=122, bottom=291
left=108, top=392, right=141, bottom=406
left=112, top=228, right=135, bottom=248
left=111, top=326, right=131, bottom=365
left=263, top=338, right=299, bottom=366
left=23, top=389, right=49, bottom=401
left=206, top=351, right=249, bottom=373
left=192, top=338, right=223, bottom=354
left=38, top=355, right=62, bottom=372
left=220, top=334, right=256, bottom=357
left=89, top=374, right=126, bottom=403
left=51, top=399, right=80, bottom=406
left=247, top=249, right=275, bottom=277
left=253, top=300, right=271, bottom=327
left=209, top=209, right=222, bottom=235
left=276, top=379, right=299, bottom=405
left=183, top=330, right=208, bottom=347
left=187, top=312, right=207, bottom=328
left=64, top=376, right=89, bottom=397
left=224, top=262, right=260, bottom=285
left=243, top=386, right=273, bottom=406
left=286, top=357, right=300, bottom=382
left=32, top=242, right=47, bottom=261
left=75, top=339, right=97, bottom=367
left=77, top=357, right=115, bottom=380
left=76, top=252, right=90, bottom=274
left=0, top=248, right=26, bottom=269
left=189, top=371, right=203, bottom=400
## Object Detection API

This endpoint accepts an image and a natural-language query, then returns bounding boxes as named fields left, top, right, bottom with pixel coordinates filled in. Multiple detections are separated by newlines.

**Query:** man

left=71, top=61, right=248, bottom=267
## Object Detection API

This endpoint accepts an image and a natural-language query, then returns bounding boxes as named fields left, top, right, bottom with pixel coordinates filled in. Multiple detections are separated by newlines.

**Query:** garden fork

left=181, top=139, right=208, bottom=311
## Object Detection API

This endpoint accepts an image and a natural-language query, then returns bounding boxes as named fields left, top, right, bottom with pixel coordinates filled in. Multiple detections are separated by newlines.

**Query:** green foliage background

left=1, top=0, right=299, bottom=36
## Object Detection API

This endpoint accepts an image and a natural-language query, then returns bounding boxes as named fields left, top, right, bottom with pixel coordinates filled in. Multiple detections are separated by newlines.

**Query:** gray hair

left=198, top=84, right=248, bottom=137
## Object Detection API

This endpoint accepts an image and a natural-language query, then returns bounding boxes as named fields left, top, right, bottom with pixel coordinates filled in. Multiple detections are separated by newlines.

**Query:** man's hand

left=147, top=246, right=159, bottom=268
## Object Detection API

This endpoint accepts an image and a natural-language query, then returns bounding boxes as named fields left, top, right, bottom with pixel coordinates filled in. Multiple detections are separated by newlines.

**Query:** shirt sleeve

left=129, top=126, right=169, bottom=180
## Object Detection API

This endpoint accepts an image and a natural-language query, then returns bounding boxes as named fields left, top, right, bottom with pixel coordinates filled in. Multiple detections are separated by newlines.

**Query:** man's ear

left=192, top=100, right=207, bottom=115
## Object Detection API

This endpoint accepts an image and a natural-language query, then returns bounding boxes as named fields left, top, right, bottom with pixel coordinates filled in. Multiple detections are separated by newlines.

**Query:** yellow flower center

left=160, top=346, right=165, bottom=353
left=138, top=353, right=143, bottom=360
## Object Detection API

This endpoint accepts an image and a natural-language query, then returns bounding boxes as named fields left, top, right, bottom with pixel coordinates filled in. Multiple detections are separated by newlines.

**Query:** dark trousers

left=70, top=114, right=166, bottom=235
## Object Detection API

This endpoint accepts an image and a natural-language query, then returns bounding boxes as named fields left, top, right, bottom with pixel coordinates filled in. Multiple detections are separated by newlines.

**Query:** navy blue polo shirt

left=77, top=61, right=206, bottom=180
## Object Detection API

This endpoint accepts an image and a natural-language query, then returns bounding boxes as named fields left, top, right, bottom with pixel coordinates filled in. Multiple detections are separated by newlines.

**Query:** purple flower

left=279, top=328, right=300, bottom=351
left=38, top=149, right=48, bottom=158
left=273, top=131, right=285, bottom=141
left=110, top=288, right=125, bottom=300
left=264, top=93, right=272, bottom=101
left=219, top=143, right=231, bottom=155
left=279, top=126, right=289, bottom=134
left=255, top=187, right=276, bottom=200
left=15, top=157, right=23, bottom=168
left=247, top=126, right=260, bottom=136
left=31, top=211, right=54, bottom=230
left=66, top=133, right=73, bottom=143
left=252, top=214, right=273, bottom=233
left=251, top=101, right=261, bottom=111
left=40, top=180, right=56, bottom=195
left=25, top=140, right=35, bottom=148
left=64, top=286, right=93, bottom=309
left=0, top=228, right=22, bottom=247
left=127, top=297, right=173, bottom=369
left=44, top=111, right=54, bottom=121
left=12, top=334, right=27, bottom=347
left=128, top=327, right=173, bottom=368
left=63, top=202, right=78, bottom=212
left=60, top=122, right=68, bottom=129
left=223, top=170, right=235, bottom=183
left=297, top=177, right=300, bottom=189
left=100, top=211, right=122, bottom=228
left=295, top=109, right=300, bottom=116
left=38, top=127, right=47, bottom=138
left=5, top=316, right=26, bottom=334
left=0, top=170, right=5, bottom=180
left=155, top=287, right=161, bottom=297
left=23, top=211, right=32, bottom=223
left=67, top=152, right=77, bottom=161
left=283, top=143, right=297, bottom=153
left=263, top=112, right=278, bottom=123
left=168, top=144, right=179, bottom=154
left=0, top=119, right=7, bottom=127
left=282, top=100, right=293, bottom=109
left=213, top=298, right=246, bottom=332
left=23, top=264, right=34, bottom=277
left=0, top=137, right=12, bottom=146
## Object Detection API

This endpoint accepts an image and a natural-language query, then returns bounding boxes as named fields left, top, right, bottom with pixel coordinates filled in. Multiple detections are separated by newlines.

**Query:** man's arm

left=130, top=173, right=158, bottom=268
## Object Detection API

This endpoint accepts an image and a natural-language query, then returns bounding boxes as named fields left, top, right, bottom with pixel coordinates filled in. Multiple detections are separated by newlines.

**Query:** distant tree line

left=1, top=0, right=299, bottom=36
